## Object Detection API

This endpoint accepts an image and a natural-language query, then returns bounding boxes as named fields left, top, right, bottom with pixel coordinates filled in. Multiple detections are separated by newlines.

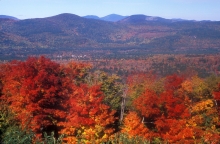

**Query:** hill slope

left=0, top=15, right=19, bottom=20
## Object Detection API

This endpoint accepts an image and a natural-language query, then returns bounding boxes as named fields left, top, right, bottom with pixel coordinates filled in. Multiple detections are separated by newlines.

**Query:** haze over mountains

left=0, top=13, right=220, bottom=53
left=83, top=14, right=127, bottom=22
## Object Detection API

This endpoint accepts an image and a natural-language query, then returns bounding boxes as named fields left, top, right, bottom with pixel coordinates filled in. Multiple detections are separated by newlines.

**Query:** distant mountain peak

left=101, top=14, right=127, bottom=22
left=46, top=13, right=82, bottom=22
left=83, top=15, right=100, bottom=20
left=50, top=13, right=80, bottom=18
left=83, top=14, right=127, bottom=22
left=118, top=14, right=172, bottom=24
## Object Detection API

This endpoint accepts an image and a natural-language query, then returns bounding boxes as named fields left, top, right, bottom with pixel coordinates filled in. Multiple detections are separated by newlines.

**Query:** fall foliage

left=121, top=74, right=220, bottom=143
left=0, top=56, right=116, bottom=142
left=62, top=84, right=116, bottom=143
left=1, top=56, right=220, bottom=143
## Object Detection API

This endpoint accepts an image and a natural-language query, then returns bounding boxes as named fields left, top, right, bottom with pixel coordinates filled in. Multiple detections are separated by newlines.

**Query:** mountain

left=0, top=15, right=19, bottom=20
left=83, top=15, right=100, bottom=20
left=171, top=18, right=187, bottom=22
left=100, top=14, right=127, bottom=22
left=0, top=13, right=126, bottom=48
left=83, top=14, right=127, bottom=22
left=118, top=14, right=173, bottom=25
left=0, top=13, right=220, bottom=53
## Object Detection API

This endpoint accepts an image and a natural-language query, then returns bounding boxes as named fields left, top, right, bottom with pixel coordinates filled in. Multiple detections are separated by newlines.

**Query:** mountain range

left=0, top=14, right=127, bottom=22
left=0, top=13, right=220, bottom=53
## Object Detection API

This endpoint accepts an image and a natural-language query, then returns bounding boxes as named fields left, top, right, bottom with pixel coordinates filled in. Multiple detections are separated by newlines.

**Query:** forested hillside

left=1, top=13, right=220, bottom=53
left=1, top=56, right=220, bottom=143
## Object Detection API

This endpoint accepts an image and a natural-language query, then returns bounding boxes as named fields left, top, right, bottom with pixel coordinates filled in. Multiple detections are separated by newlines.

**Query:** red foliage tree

left=130, top=74, right=192, bottom=142
left=213, top=83, right=220, bottom=101
left=213, top=83, right=220, bottom=117
left=0, top=57, right=76, bottom=136
left=165, top=74, right=184, bottom=91
left=133, top=89, right=161, bottom=119
left=159, top=90, right=191, bottom=119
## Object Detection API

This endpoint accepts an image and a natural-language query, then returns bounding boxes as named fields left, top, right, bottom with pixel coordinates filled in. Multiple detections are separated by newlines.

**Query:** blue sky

left=1, top=0, right=220, bottom=21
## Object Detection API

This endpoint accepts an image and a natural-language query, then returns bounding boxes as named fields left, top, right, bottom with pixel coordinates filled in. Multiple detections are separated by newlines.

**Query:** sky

left=0, top=0, right=220, bottom=21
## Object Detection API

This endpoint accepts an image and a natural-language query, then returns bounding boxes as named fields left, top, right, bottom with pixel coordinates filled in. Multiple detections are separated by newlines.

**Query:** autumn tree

left=125, top=73, right=158, bottom=112
left=121, top=111, right=152, bottom=139
left=61, top=84, right=116, bottom=143
left=0, top=56, right=89, bottom=138
left=165, top=74, right=184, bottom=91
left=133, top=89, right=161, bottom=124
left=213, top=83, right=220, bottom=117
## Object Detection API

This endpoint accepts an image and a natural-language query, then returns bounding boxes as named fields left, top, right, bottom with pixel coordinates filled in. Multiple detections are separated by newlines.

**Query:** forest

left=1, top=55, right=220, bottom=143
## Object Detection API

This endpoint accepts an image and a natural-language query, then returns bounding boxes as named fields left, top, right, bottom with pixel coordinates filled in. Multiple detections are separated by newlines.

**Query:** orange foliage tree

left=121, top=111, right=152, bottom=139
left=61, top=84, right=116, bottom=143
